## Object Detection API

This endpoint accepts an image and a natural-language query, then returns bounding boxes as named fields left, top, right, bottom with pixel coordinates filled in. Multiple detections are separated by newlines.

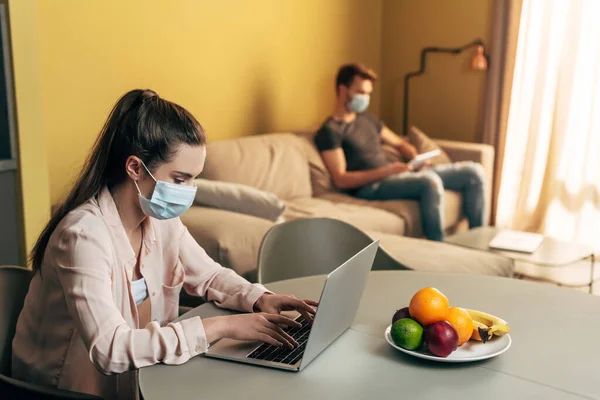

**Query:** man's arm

left=380, top=126, right=418, bottom=160
left=320, top=148, right=410, bottom=190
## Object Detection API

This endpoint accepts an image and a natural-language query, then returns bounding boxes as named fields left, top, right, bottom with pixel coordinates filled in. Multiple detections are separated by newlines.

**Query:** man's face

left=343, top=76, right=373, bottom=103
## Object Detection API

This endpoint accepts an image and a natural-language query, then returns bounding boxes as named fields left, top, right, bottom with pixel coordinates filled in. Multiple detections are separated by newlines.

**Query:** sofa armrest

left=180, top=206, right=274, bottom=279
left=435, top=139, right=495, bottom=222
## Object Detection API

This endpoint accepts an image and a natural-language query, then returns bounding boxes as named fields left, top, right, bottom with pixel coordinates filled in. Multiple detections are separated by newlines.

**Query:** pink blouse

left=12, top=187, right=269, bottom=399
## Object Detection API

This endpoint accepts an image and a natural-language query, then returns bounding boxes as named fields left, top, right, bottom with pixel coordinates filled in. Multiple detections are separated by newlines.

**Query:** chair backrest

left=257, top=218, right=379, bottom=284
left=0, top=266, right=32, bottom=376
left=0, top=266, right=106, bottom=399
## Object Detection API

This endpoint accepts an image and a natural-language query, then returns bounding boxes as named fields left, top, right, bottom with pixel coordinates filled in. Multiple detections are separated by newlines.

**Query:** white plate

left=385, top=325, right=511, bottom=363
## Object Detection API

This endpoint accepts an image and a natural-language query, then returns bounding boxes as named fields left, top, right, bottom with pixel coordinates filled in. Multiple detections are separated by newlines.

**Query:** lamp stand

left=402, top=39, right=488, bottom=136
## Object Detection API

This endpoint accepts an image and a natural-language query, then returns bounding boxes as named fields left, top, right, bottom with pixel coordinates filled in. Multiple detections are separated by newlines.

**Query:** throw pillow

left=408, top=126, right=452, bottom=165
left=193, top=179, right=286, bottom=222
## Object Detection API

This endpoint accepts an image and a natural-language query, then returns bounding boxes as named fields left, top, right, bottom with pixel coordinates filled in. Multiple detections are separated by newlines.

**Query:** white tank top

left=131, top=277, right=148, bottom=305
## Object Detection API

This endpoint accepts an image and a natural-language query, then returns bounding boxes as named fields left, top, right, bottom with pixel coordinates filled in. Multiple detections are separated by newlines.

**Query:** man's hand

left=386, top=161, right=413, bottom=175
left=398, top=142, right=418, bottom=160
left=254, top=293, right=318, bottom=322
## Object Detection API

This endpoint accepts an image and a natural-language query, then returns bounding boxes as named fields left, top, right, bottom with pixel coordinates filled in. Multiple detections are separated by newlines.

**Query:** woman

left=12, top=89, right=316, bottom=400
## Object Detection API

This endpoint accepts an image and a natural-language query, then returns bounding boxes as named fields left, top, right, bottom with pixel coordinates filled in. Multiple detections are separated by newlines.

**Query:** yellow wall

left=9, top=0, right=51, bottom=260
left=16, top=0, right=490, bottom=213
left=380, top=0, right=492, bottom=142
left=36, top=0, right=383, bottom=205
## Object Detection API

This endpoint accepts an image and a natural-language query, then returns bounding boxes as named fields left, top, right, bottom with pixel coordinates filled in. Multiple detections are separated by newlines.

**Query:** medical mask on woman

left=134, top=161, right=197, bottom=220
left=347, top=94, right=370, bottom=113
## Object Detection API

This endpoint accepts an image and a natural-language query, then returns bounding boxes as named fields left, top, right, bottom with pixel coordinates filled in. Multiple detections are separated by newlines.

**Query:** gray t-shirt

left=314, top=112, right=389, bottom=172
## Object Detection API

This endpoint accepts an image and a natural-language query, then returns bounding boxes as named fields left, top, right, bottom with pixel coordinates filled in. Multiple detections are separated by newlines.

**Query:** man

left=314, top=63, right=486, bottom=241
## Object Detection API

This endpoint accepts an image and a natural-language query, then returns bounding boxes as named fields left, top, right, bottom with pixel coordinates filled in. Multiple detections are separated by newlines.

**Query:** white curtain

left=496, top=0, right=600, bottom=252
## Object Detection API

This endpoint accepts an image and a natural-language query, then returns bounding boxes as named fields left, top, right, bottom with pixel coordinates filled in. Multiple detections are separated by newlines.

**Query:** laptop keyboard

left=247, top=316, right=311, bottom=365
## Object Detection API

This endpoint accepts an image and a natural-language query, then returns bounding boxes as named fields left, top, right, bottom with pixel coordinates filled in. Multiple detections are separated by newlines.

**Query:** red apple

left=392, top=307, right=411, bottom=325
left=424, top=321, right=459, bottom=357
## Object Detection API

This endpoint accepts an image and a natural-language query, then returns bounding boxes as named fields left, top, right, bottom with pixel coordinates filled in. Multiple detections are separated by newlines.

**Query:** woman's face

left=132, top=144, right=206, bottom=200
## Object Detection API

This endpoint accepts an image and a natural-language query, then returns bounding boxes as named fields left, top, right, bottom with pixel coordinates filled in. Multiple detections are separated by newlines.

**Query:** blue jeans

left=354, top=161, right=486, bottom=241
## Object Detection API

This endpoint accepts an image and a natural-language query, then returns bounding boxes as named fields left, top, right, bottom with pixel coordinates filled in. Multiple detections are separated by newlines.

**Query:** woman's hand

left=254, top=293, right=318, bottom=323
left=203, top=313, right=302, bottom=349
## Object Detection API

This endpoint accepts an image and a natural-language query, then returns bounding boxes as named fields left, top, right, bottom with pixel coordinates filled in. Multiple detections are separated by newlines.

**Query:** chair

left=257, top=218, right=409, bottom=284
left=0, top=265, right=103, bottom=399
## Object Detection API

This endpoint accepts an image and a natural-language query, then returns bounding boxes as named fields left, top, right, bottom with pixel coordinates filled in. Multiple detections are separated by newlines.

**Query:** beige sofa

left=181, top=132, right=513, bottom=282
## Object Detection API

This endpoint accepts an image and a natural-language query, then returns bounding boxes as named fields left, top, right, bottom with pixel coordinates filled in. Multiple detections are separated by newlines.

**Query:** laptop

left=205, top=240, right=379, bottom=371
left=488, top=230, right=544, bottom=253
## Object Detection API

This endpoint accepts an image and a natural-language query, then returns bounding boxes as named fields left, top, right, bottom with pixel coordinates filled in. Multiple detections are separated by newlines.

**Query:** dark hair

left=335, top=63, right=378, bottom=92
left=30, top=89, right=206, bottom=274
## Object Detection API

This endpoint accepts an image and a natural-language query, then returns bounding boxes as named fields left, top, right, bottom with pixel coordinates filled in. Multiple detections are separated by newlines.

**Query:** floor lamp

left=402, top=39, right=489, bottom=136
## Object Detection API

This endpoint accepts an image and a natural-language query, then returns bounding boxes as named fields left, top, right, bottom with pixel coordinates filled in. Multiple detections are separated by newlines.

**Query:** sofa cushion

left=293, top=133, right=338, bottom=197
left=407, top=126, right=452, bottom=165
left=201, top=133, right=313, bottom=200
left=364, top=230, right=515, bottom=277
left=181, top=206, right=274, bottom=278
left=408, top=126, right=452, bottom=165
left=318, top=191, right=464, bottom=238
left=283, top=197, right=406, bottom=236
left=193, top=179, right=286, bottom=222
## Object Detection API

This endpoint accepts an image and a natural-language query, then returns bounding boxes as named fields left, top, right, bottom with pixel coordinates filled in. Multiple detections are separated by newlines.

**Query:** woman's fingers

left=297, top=310, right=310, bottom=323
left=264, top=313, right=301, bottom=328
left=290, top=298, right=317, bottom=316
left=278, top=298, right=316, bottom=315
left=258, top=333, right=283, bottom=348
left=303, top=299, right=319, bottom=307
left=275, top=325, right=299, bottom=348
left=262, top=327, right=296, bottom=349
left=303, top=310, right=315, bottom=322
left=302, top=300, right=318, bottom=321
left=272, top=298, right=318, bottom=323
left=262, top=319, right=299, bottom=349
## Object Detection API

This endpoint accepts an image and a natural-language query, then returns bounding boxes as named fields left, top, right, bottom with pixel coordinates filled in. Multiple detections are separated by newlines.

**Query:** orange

left=408, top=287, right=449, bottom=326
left=446, top=307, right=474, bottom=346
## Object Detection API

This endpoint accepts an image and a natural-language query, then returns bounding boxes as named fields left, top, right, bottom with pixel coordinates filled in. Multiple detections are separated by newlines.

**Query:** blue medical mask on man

left=347, top=93, right=370, bottom=113
left=134, top=161, right=197, bottom=220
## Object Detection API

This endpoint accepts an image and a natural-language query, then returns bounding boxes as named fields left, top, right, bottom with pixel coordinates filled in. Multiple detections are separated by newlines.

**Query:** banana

left=470, top=320, right=489, bottom=342
left=466, top=309, right=510, bottom=343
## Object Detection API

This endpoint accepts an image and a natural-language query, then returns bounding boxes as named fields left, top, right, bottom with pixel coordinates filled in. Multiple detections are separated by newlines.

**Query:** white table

left=140, top=271, right=600, bottom=400
left=446, top=227, right=596, bottom=293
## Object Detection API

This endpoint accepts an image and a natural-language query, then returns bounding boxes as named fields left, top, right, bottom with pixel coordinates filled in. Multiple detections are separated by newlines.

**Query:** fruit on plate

left=466, top=309, right=510, bottom=343
left=409, top=287, right=449, bottom=326
left=390, top=318, right=424, bottom=351
left=391, top=307, right=411, bottom=325
left=445, top=307, right=474, bottom=346
left=390, top=287, right=510, bottom=360
left=424, top=321, right=458, bottom=358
